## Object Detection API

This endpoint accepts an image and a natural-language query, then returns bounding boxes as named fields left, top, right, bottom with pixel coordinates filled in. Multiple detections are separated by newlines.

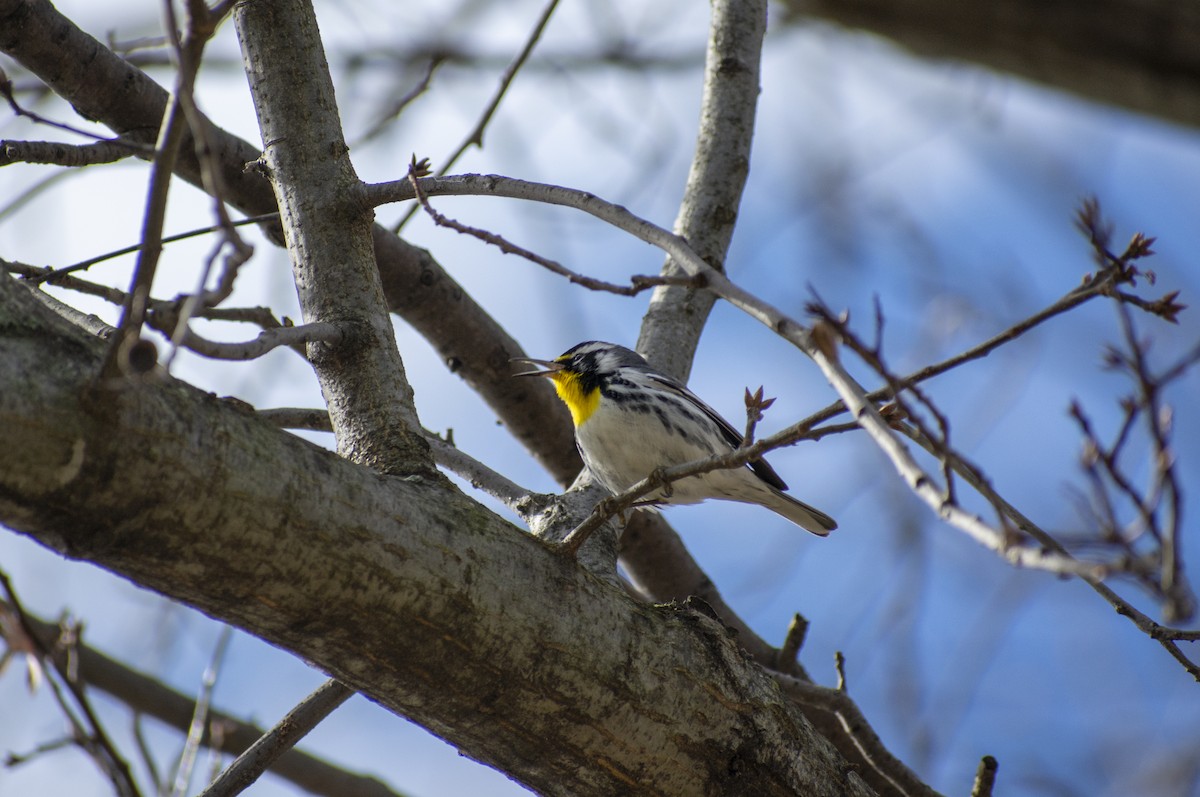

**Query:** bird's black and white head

left=557, top=341, right=651, bottom=380
left=512, top=341, right=650, bottom=426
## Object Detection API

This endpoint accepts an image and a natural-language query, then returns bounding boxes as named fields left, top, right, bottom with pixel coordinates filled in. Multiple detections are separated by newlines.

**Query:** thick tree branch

left=234, top=0, right=428, bottom=472
left=0, top=270, right=879, bottom=797
left=636, top=0, right=765, bottom=383
left=0, top=268, right=883, bottom=797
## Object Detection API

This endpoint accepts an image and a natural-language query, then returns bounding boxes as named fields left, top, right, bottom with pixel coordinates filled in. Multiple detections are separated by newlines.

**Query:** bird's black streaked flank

left=514, top=341, right=836, bottom=535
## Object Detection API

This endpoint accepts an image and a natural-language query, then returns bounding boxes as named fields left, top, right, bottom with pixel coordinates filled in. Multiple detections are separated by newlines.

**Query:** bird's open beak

left=510, top=356, right=564, bottom=378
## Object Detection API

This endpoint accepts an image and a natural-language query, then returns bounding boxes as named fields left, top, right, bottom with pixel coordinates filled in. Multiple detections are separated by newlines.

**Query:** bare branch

left=0, top=70, right=150, bottom=149
left=8, top=260, right=316, bottom=361
left=423, top=432, right=537, bottom=510
left=405, top=158, right=701, bottom=297
left=23, top=213, right=277, bottom=286
left=0, top=137, right=149, bottom=166
left=171, top=321, right=341, bottom=361
left=197, top=680, right=354, bottom=797
left=97, top=0, right=223, bottom=380
left=356, top=56, right=442, bottom=145
left=171, top=626, right=233, bottom=797
left=157, top=0, right=255, bottom=368
left=26, top=286, right=118, bottom=340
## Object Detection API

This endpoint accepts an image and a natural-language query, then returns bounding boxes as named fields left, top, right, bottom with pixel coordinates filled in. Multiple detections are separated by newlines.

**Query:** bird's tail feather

left=764, top=489, right=837, bottom=536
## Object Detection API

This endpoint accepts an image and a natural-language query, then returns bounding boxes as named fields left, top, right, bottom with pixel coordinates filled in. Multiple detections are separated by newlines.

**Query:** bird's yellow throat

left=550, top=371, right=600, bottom=427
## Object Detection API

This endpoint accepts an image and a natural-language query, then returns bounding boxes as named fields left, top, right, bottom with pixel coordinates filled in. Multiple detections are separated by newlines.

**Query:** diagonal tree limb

left=635, top=0, right=765, bottom=383
left=197, top=679, right=355, bottom=797
left=233, top=0, right=428, bottom=472
left=0, top=270, right=882, bottom=797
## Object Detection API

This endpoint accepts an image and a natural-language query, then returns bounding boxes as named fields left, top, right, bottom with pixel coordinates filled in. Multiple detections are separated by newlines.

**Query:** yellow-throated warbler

left=514, top=341, right=836, bottom=535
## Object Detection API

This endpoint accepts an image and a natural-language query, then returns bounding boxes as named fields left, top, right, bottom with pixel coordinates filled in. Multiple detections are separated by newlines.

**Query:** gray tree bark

left=0, top=268, right=874, bottom=796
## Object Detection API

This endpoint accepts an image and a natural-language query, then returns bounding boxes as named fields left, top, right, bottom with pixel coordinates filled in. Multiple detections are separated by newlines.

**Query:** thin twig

left=393, top=0, right=561, bottom=232
left=776, top=613, right=809, bottom=669
left=405, top=160, right=700, bottom=297
left=0, top=138, right=151, bottom=166
left=356, top=55, right=443, bottom=145
left=98, top=85, right=187, bottom=377
left=1112, top=299, right=1192, bottom=622
left=25, top=213, right=278, bottom=286
left=158, top=0, right=254, bottom=370
left=7, top=260, right=311, bottom=360
left=170, top=321, right=340, bottom=361
left=171, top=626, right=234, bottom=797
left=196, top=680, right=354, bottom=797
left=131, top=714, right=163, bottom=795
left=98, top=0, right=234, bottom=379
left=0, top=74, right=152, bottom=152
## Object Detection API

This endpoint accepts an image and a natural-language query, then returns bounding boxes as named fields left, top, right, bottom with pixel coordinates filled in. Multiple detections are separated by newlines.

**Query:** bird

left=513, top=341, right=836, bottom=535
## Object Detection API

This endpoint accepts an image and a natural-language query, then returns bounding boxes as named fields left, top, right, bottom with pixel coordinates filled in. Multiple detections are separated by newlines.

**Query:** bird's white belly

left=575, top=399, right=726, bottom=504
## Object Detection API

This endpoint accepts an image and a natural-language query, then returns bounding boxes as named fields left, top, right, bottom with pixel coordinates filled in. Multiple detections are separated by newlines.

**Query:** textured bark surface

left=234, top=0, right=428, bottom=472
left=637, top=0, right=767, bottom=383
left=0, top=272, right=873, bottom=796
